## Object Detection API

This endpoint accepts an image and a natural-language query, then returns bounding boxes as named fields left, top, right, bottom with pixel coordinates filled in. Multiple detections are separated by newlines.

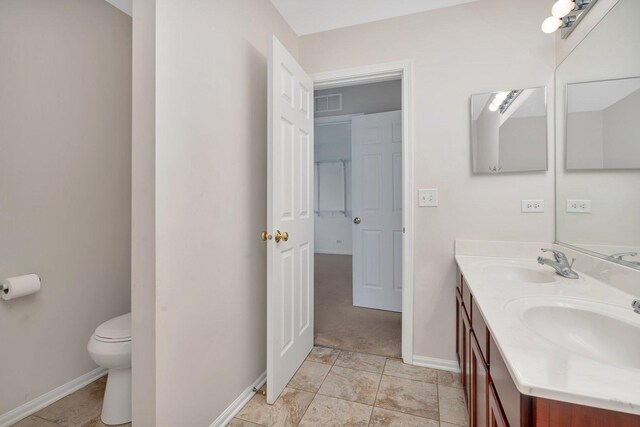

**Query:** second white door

left=352, top=111, right=402, bottom=312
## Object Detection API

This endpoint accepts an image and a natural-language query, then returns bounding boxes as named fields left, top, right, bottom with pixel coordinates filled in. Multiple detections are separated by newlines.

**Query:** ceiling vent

left=315, top=93, right=343, bottom=113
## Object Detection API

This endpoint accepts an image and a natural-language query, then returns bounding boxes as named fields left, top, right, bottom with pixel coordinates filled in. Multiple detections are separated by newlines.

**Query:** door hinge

left=403, top=227, right=406, bottom=233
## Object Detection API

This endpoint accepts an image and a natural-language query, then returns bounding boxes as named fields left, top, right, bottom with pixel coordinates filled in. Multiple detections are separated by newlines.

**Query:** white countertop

left=456, top=253, right=640, bottom=416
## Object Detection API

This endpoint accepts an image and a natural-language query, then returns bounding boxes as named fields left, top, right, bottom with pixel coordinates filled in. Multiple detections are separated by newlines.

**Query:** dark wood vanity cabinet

left=456, top=272, right=640, bottom=427
left=489, top=385, right=509, bottom=427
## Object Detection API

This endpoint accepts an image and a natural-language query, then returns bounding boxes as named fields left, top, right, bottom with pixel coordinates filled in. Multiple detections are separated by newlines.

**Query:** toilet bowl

left=87, top=313, right=131, bottom=426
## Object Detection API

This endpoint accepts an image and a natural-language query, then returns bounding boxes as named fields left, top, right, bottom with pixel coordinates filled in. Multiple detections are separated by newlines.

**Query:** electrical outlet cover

left=521, top=200, right=544, bottom=213
left=566, top=200, right=592, bottom=213
left=418, top=189, right=438, bottom=207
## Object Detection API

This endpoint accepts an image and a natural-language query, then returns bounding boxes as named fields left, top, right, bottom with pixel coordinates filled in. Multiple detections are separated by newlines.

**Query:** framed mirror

left=470, top=87, right=547, bottom=174
left=555, top=0, right=640, bottom=269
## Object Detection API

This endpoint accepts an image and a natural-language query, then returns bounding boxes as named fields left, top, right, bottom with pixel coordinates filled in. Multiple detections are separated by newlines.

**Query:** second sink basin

left=506, top=297, right=640, bottom=370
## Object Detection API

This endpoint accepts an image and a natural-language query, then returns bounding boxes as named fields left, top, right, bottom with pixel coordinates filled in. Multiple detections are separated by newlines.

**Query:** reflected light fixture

left=541, top=0, right=597, bottom=37
left=489, top=91, right=510, bottom=112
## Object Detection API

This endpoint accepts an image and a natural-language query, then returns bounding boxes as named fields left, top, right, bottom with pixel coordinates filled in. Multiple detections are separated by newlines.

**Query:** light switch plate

left=521, top=200, right=544, bottom=213
left=418, top=189, right=438, bottom=207
left=567, top=199, right=592, bottom=213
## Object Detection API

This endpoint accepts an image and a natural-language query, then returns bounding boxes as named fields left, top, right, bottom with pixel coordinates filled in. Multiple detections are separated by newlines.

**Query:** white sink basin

left=506, top=298, right=640, bottom=370
left=481, top=263, right=558, bottom=284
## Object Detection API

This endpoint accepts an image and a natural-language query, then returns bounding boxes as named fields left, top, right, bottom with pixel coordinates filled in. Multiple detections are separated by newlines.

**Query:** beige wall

left=299, top=0, right=556, bottom=362
left=132, top=0, right=156, bottom=424
left=151, top=1, right=298, bottom=425
left=0, top=0, right=131, bottom=415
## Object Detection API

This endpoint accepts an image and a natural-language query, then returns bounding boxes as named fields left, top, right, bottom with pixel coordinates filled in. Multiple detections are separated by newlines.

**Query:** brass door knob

left=354, top=217, right=361, bottom=225
left=261, top=231, right=270, bottom=241
left=274, top=230, right=289, bottom=243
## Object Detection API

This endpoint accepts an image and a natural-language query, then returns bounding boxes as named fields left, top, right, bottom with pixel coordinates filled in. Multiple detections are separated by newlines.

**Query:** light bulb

left=541, top=16, right=562, bottom=34
left=494, top=91, right=509, bottom=103
left=552, top=0, right=575, bottom=18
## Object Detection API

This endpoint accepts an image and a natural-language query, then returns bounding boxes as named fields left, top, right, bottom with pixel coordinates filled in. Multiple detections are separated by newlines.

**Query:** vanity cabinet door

left=462, top=304, right=472, bottom=403
left=456, top=290, right=463, bottom=364
left=471, top=334, right=489, bottom=427
left=489, top=384, right=509, bottom=427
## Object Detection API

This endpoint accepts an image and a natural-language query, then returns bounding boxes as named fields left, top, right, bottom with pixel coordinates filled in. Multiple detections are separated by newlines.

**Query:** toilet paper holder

left=1, top=275, right=42, bottom=298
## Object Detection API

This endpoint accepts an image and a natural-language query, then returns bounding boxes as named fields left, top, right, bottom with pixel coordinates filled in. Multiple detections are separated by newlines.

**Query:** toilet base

left=101, top=368, right=132, bottom=425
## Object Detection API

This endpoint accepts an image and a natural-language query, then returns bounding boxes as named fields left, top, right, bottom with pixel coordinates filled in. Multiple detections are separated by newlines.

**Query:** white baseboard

left=413, top=355, right=460, bottom=373
left=0, top=367, right=108, bottom=427
left=210, top=371, right=267, bottom=427
left=314, top=249, right=352, bottom=255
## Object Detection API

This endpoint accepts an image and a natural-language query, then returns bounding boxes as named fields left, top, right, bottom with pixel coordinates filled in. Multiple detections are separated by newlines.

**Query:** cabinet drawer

left=472, top=298, right=489, bottom=362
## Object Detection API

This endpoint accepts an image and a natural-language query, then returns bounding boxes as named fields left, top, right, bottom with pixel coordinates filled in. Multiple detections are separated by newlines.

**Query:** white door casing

left=267, top=35, right=314, bottom=404
left=352, top=111, right=402, bottom=312
left=312, top=61, right=413, bottom=364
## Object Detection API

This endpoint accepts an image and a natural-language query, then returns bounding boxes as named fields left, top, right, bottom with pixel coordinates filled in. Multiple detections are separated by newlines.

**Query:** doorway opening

left=312, top=78, right=404, bottom=358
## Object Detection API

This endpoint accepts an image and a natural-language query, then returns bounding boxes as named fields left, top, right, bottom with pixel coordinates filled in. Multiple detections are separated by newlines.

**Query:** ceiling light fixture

left=552, top=0, right=576, bottom=18
left=541, top=0, right=597, bottom=38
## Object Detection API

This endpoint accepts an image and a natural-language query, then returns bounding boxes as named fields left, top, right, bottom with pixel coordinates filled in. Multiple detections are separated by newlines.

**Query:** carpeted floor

left=314, top=254, right=402, bottom=358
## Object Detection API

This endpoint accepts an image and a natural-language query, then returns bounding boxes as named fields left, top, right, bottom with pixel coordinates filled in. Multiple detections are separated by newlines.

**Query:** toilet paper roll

left=1, top=274, right=41, bottom=301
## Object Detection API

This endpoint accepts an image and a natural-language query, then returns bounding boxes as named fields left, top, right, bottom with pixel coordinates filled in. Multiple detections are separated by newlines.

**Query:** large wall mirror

left=556, top=0, right=640, bottom=269
left=471, top=87, right=547, bottom=174
left=567, top=77, right=640, bottom=170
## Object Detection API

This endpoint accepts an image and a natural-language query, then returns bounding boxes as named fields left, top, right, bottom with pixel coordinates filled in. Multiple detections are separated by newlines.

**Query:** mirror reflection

left=555, top=0, right=640, bottom=269
left=471, top=87, right=547, bottom=174
left=567, top=77, right=640, bottom=170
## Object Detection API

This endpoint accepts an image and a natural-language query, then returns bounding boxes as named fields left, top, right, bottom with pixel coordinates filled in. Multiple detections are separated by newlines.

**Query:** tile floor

left=11, top=376, right=130, bottom=427
left=231, top=347, right=468, bottom=427
left=11, top=347, right=466, bottom=427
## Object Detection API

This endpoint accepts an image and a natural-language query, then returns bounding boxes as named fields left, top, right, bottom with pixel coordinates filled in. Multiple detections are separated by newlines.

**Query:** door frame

left=311, top=60, right=414, bottom=364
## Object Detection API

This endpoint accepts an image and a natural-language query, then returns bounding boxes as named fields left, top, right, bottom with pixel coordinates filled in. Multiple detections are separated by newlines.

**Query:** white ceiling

left=568, top=78, right=640, bottom=113
left=104, top=0, right=132, bottom=16
left=270, top=0, right=481, bottom=36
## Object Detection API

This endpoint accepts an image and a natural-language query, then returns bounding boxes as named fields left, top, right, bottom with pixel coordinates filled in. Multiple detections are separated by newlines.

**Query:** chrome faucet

left=633, top=300, right=640, bottom=314
left=537, top=248, right=579, bottom=279
left=610, top=252, right=640, bottom=266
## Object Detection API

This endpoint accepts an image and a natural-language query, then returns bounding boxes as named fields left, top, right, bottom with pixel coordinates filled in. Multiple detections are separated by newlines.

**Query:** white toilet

left=87, top=313, right=132, bottom=425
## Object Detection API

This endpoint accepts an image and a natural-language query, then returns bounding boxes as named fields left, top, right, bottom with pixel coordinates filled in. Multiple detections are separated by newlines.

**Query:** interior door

left=352, top=111, right=402, bottom=312
left=266, top=35, right=314, bottom=404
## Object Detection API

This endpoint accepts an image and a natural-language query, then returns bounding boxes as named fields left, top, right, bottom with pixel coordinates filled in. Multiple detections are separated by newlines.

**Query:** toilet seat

left=94, top=313, right=131, bottom=342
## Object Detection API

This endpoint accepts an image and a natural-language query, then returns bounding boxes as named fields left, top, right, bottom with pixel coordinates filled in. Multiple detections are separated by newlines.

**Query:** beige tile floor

left=12, top=347, right=466, bottom=427
left=11, top=376, right=131, bottom=427
left=232, top=347, right=468, bottom=427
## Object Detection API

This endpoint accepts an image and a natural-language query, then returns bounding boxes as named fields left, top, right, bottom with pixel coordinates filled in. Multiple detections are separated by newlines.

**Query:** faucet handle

left=611, top=252, right=638, bottom=260
left=541, top=248, right=566, bottom=261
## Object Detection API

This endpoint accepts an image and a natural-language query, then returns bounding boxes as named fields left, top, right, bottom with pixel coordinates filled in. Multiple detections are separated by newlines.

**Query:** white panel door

left=352, top=111, right=402, bottom=312
left=267, top=35, right=314, bottom=404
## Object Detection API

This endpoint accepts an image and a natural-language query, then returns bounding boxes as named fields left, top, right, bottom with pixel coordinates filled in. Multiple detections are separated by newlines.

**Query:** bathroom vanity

left=456, top=1, right=640, bottom=424
left=454, top=243, right=640, bottom=427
